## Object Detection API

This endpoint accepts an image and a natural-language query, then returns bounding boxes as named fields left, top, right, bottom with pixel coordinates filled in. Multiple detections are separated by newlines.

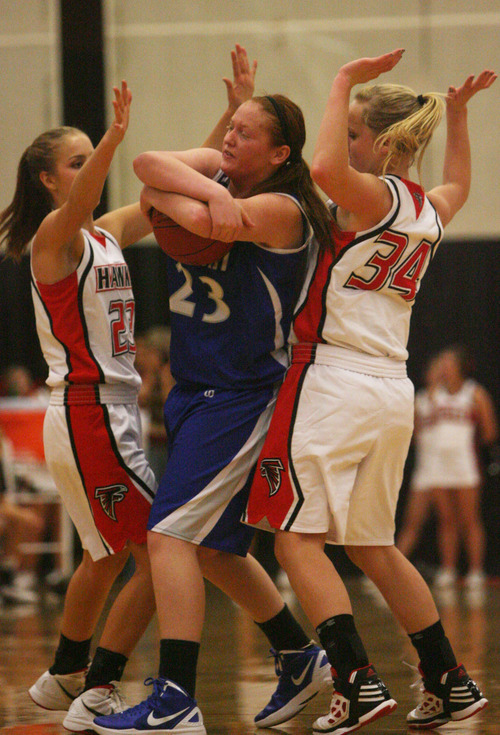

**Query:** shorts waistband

left=50, top=384, right=139, bottom=406
left=291, top=343, right=407, bottom=378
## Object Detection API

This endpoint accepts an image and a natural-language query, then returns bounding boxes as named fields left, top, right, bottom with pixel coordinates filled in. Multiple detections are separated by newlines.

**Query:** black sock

left=50, top=633, right=91, bottom=675
left=409, top=620, right=457, bottom=680
left=316, top=614, right=369, bottom=681
left=256, top=604, right=311, bottom=652
left=84, top=647, right=128, bottom=690
left=159, top=639, right=200, bottom=699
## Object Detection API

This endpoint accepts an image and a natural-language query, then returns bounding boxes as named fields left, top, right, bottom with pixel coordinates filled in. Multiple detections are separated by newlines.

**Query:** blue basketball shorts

left=148, top=382, right=278, bottom=556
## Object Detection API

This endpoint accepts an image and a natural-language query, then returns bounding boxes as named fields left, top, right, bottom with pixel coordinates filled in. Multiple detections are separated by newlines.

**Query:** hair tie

left=417, top=94, right=427, bottom=106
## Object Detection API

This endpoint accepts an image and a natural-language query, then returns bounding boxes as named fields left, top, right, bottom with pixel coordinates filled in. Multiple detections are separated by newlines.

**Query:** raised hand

left=222, top=43, right=258, bottom=111
left=110, top=80, right=132, bottom=142
left=446, top=70, right=497, bottom=110
left=207, top=187, right=246, bottom=242
left=338, top=48, right=405, bottom=88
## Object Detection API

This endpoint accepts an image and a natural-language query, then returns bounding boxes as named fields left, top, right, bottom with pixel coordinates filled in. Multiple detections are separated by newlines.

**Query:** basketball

left=149, top=208, right=234, bottom=266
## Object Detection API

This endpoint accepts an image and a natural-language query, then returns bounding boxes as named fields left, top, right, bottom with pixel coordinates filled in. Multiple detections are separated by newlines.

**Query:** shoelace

left=107, top=682, right=128, bottom=712
left=268, top=649, right=285, bottom=678
left=267, top=644, right=316, bottom=679
left=402, top=660, right=424, bottom=692
left=109, top=677, right=163, bottom=718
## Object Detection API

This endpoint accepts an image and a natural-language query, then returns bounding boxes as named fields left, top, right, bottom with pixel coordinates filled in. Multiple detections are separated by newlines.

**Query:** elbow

left=183, top=202, right=212, bottom=238
left=133, top=152, right=157, bottom=183
left=192, top=206, right=212, bottom=237
left=310, top=158, right=335, bottom=196
left=310, top=159, right=326, bottom=187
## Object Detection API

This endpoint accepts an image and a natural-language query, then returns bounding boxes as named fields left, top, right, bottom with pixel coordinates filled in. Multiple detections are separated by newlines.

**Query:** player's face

left=439, top=350, right=464, bottom=388
left=347, top=101, right=385, bottom=175
left=221, top=100, right=282, bottom=192
left=44, top=132, right=94, bottom=207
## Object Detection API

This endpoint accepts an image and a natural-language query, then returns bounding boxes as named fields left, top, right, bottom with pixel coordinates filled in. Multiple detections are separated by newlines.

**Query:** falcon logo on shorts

left=260, top=458, right=285, bottom=497
left=95, top=484, right=129, bottom=521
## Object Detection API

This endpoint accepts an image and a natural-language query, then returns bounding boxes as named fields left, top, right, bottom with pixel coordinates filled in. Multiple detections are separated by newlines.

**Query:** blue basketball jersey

left=166, top=177, right=312, bottom=389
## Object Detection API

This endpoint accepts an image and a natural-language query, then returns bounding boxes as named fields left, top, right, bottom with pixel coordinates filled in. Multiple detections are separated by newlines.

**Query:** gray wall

left=1, top=0, right=499, bottom=239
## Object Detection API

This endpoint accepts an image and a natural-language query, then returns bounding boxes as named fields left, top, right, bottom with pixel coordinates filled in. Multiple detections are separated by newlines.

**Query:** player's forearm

left=441, top=107, right=471, bottom=204
left=202, top=107, right=233, bottom=151
left=134, top=151, right=222, bottom=204
left=311, top=73, right=351, bottom=198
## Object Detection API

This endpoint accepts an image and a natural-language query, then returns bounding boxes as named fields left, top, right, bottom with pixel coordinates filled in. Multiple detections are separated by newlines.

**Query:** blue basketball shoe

left=92, top=677, right=206, bottom=735
left=255, top=642, right=332, bottom=727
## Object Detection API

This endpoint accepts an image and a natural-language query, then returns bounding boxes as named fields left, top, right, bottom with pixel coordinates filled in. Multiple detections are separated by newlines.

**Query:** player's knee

left=79, top=547, right=129, bottom=582
left=345, top=544, right=375, bottom=570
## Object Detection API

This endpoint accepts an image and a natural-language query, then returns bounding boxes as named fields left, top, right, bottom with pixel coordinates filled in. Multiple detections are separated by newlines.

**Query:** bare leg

left=274, top=530, right=352, bottom=628
left=346, top=545, right=439, bottom=634
left=455, top=486, right=485, bottom=572
left=396, top=490, right=433, bottom=558
left=59, top=549, right=129, bottom=641
left=432, top=489, right=459, bottom=572
left=98, top=541, right=156, bottom=656
left=199, top=549, right=284, bottom=623
left=147, top=530, right=205, bottom=641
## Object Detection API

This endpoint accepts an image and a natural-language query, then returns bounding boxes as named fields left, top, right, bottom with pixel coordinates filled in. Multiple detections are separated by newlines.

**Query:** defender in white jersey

left=246, top=51, right=495, bottom=733
left=426, top=346, right=498, bottom=590
left=0, top=82, right=158, bottom=730
left=396, top=353, right=444, bottom=560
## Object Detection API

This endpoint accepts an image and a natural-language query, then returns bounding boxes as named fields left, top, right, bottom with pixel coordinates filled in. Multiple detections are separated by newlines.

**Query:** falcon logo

left=260, top=459, right=285, bottom=497
left=95, top=484, right=128, bottom=521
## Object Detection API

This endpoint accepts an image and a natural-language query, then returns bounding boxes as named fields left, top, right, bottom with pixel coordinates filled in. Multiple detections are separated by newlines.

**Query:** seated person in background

left=0, top=426, right=45, bottom=605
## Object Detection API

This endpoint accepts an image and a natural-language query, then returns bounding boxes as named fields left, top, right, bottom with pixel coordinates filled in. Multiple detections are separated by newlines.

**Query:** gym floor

left=0, top=572, right=498, bottom=734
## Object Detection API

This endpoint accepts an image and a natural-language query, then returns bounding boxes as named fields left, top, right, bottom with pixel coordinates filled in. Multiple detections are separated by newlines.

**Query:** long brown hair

left=249, top=94, right=332, bottom=253
left=0, top=126, right=81, bottom=261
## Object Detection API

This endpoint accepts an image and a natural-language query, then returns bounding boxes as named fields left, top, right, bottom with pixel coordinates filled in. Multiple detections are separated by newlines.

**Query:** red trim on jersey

left=247, top=363, right=306, bottom=529
left=36, top=273, right=101, bottom=383
left=400, top=178, right=425, bottom=219
left=293, top=247, right=333, bottom=344
left=93, top=232, right=107, bottom=248
left=69, top=404, right=150, bottom=549
left=331, top=219, right=356, bottom=258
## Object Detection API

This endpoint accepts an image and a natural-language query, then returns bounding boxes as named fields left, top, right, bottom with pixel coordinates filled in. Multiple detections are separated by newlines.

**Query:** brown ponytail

left=0, top=126, right=81, bottom=261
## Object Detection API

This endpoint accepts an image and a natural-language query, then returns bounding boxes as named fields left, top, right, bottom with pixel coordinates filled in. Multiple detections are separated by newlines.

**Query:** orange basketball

left=150, top=208, right=233, bottom=266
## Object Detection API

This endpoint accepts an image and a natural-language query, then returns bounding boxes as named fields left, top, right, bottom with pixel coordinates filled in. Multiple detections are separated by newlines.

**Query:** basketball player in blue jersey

left=92, top=80, right=334, bottom=734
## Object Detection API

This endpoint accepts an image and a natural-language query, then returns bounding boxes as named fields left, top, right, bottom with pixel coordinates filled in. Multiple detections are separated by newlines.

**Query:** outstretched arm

left=202, top=43, right=257, bottom=150
left=96, top=202, right=152, bottom=249
left=35, top=81, right=132, bottom=253
left=311, top=50, right=404, bottom=221
left=427, top=70, right=497, bottom=227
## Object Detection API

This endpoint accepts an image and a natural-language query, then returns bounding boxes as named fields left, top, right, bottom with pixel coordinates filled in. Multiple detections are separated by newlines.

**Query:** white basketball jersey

left=31, top=227, right=140, bottom=391
left=292, top=175, right=443, bottom=361
left=431, top=380, right=479, bottom=452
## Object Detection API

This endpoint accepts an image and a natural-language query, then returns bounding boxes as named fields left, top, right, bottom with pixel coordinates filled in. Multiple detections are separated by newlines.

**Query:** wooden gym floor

left=0, top=569, right=498, bottom=734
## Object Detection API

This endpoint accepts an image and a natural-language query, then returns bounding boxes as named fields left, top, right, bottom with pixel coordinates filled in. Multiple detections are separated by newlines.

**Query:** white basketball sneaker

left=29, top=668, right=87, bottom=710
left=63, top=682, right=129, bottom=732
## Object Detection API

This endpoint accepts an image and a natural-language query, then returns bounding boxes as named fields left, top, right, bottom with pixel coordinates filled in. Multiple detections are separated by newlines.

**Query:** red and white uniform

left=31, top=228, right=156, bottom=560
left=411, top=380, right=481, bottom=491
left=246, top=176, right=443, bottom=544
